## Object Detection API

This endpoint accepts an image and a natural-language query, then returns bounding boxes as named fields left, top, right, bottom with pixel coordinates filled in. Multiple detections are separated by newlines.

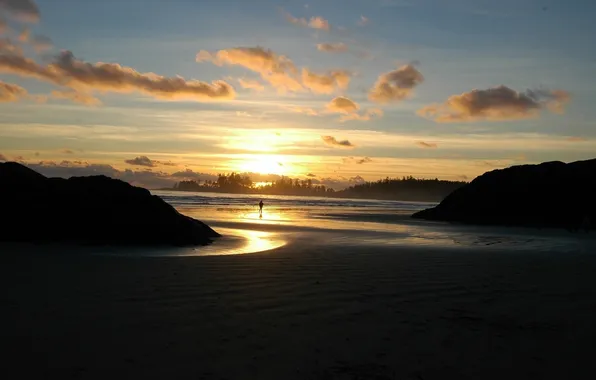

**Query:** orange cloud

left=197, top=46, right=302, bottom=92
left=417, top=86, right=570, bottom=122
left=566, top=136, right=586, bottom=142
left=325, top=96, right=383, bottom=122
left=0, top=38, right=22, bottom=55
left=321, top=135, right=355, bottom=149
left=302, top=69, right=351, bottom=94
left=309, top=16, right=330, bottom=30
left=0, top=80, right=27, bottom=102
left=238, top=78, right=265, bottom=92
left=285, top=12, right=330, bottom=30
left=316, top=42, right=348, bottom=53
left=369, top=64, right=424, bottom=104
left=0, top=0, right=40, bottom=23
left=287, top=106, right=319, bottom=116
left=51, top=90, right=101, bottom=106
left=416, top=141, right=438, bottom=148
left=326, top=96, right=359, bottom=114
left=0, top=50, right=236, bottom=101
left=340, top=108, right=384, bottom=122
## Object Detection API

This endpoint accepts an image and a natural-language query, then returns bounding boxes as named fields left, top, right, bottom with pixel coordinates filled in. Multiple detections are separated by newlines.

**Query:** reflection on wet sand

left=211, top=228, right=287, bottom=255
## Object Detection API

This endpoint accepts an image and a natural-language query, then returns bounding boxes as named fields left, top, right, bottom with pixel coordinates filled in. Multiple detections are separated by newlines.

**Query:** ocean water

left=143, top=191, right=596, bottom=256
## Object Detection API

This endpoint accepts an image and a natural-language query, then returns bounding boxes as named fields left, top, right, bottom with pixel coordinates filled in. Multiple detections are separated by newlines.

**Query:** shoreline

left=155, top=188, right=448, bottom=203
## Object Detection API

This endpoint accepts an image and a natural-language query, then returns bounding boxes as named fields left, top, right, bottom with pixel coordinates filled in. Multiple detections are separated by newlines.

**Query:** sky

left=1, top=0, right=595, bottom=189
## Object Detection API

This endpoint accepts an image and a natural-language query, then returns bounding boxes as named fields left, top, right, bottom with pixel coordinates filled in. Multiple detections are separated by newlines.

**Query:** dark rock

left=412, top=159, right=596, bottom=230
left=0, top=162, right=220, bottom=246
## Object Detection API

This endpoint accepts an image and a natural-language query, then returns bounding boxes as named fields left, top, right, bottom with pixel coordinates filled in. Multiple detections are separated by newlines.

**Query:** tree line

left=171, top=173, right=467, bottom=202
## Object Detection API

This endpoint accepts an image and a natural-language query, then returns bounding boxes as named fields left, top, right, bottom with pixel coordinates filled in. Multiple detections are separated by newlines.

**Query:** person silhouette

left=259, top=200, right=264, bottom=215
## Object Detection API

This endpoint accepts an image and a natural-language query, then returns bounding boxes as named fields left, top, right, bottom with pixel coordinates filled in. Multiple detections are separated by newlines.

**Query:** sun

left=237, top=154, right=288, bottom=175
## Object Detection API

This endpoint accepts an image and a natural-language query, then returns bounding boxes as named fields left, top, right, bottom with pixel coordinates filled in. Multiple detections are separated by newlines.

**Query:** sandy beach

left=2, top=241, right=596, bottom=379
left=2, top=193, right=596, bottom=379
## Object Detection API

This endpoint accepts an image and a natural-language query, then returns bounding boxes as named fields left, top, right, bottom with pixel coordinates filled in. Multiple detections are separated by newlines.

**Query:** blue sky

left=0, top=0, right=594, bottom=188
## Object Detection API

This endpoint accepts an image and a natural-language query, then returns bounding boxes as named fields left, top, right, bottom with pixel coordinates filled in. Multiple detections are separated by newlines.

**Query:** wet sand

left=2, top=242, right=596, bottom=379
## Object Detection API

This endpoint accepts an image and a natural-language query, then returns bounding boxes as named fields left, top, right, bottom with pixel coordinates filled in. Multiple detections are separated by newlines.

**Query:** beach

left=2, top=192, right=596, bottom=379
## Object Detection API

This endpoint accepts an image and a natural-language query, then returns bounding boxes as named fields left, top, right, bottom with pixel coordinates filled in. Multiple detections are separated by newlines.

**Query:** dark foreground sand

left=1, top=244, right=596, bottom=379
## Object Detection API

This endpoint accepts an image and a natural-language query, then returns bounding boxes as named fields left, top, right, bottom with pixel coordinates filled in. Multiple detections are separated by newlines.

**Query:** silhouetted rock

left=412, top=159, right=596, bottom=231
left=0, top=162, right=220, bottom=246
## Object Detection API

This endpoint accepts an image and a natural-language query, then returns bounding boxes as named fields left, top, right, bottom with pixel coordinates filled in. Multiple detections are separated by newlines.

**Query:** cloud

left=357, top=16, right=369, bottom=26
left=0, top=18, right=6, bottom=33
left=326, top=96, right=359, bottom=114
left=314, top=175, right=367, bottom=189
left=567, top=136, right=587, bottom=142
left=343, top=157, right=372, bottom=164
left=238, top=78, right=265, bottom=91
left=0, top=0, right=40, bottom=22
left=0, top=38, right=22, bottom=54
left=31, top=34, right=53, bottom=52
left=302, top=69, right=351, bottom=94
left=340, top=108, right=384, bottom=122
left=198, top=46, right=351, bottom=94
left=325, top=96, right=383, bottom=122
left=0, top=50, right=236, bottom=101
left=28, top=161, right=120, bottom=178
left=287, top=105, right=319, bottom=116
left=51, top=90, right=101, bottom=106
left=25, top=161, right=183, bottom=189
left=317, top=42, right=348, bottom=53
left=369, top=64, right=424, bottom=104
left=417, top=86, right=570, bottom=122
left=61, top=149, right=74, bottom=154
left=0, top=80, right=27, bottom=102
left=170, top=169, right=217, bottom=181
left=321, top=135, right=355, bottom=149
left=306, top=173, right=317, bottom=177
left=416, top=141, right=438, bottom=148
left=349, top=175, right=366, bottom=184
left=125, top=156, right=156, bottom=167
left=284, top=12, right=330, bottom=30
left=0, top=153, right=6, bottom=161
left=309, top=16, right=330, bottom=30
left=0, top=52, right=58, bottom=82
left=197, top=46, right=302, bottom=92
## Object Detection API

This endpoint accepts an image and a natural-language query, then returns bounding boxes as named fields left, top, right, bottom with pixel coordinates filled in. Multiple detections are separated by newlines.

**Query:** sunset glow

left=1, top=0, right=595, bottom=189
left=237, top=154, right=289, bottom=176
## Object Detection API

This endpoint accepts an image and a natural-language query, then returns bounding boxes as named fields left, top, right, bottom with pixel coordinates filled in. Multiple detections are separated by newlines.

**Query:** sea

left=132, top=190, right=596, bottom=257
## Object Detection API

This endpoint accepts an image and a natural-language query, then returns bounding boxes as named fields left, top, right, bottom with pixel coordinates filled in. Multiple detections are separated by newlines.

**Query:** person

left=259, top=200, right=264, bottom=215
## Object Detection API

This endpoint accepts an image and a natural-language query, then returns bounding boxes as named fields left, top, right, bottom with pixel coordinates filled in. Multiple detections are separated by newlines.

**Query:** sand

left=2, top=243, right=596, bottom=379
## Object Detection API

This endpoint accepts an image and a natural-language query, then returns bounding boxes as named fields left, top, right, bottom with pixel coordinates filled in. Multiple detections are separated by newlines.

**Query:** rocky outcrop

left=412, top=159, right=596, bottom=230
left=0, top=162, right=220, bottom=246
